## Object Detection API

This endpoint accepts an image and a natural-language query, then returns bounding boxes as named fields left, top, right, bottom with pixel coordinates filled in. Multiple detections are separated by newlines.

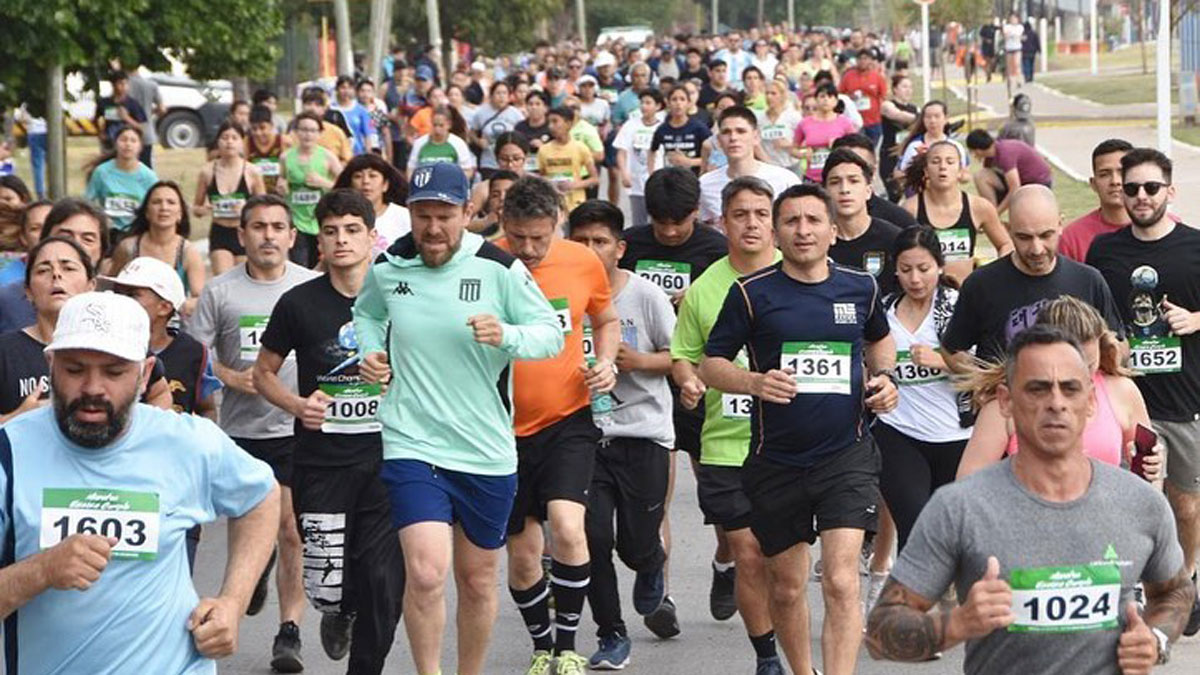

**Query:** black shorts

left=742, top=437, right=881, bottom=557
left=508, top=406, right=601, bottom=534
left=672, top=406, right=703, bottom=460
left=695, top=464, right=753, bottom=531
left=208, top=222, right=246, bottom=256
left=233, top=436, right=294, bottom=487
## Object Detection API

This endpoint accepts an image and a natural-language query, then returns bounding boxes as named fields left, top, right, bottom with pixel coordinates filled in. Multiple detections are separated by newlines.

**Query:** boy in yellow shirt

left=537, top=106, right=598, bottom=212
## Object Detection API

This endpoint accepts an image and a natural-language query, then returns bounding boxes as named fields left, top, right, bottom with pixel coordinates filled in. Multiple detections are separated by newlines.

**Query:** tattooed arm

left=1143, top=566, right=1195, bottom=642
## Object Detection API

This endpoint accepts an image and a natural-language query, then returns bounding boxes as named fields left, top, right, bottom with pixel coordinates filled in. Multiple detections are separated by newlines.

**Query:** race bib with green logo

left=253, top=159, right=280, bottom=177
left=633, top=128, right=654, bottom=151
left=1128, top=336, right=1182, bottom=374
left=939, top=228, right=972, bottom=262
left=40, top=488, right=160, bottom=561
left=1009, top=563, right=1121, bottom=633
left=780, top=341, right=852, bottom=395
left=319, top=382, right=382, bottom=434
left=550, top=298, right=572, bottom=335
left=239, top=315, right=269, bottom=360
left=810, top=148, right=831, bottom=170
left=291, top=189, right=321, bottom=206
left=582, top=324, right=595, bottom=360
left=722, top=393, right=752, bottom=419
left=635, top=260, right=691, bottom=294
left=760, top=125, right=788, bottom=141
left=212, top=197, right=244, bottom=220
left=104, top=195, right=139, bottom=220
left=895, top=350, right=947, bottom=385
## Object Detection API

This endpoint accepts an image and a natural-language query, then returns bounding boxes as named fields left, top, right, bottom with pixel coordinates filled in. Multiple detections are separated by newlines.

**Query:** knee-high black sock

left=511, top=576, right=554, bottom=652
left=550, top=559, right=590, bottom=653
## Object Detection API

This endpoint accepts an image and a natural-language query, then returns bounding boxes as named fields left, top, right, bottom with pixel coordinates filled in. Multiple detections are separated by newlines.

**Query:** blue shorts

left=380, top=459, right=518, bottom=550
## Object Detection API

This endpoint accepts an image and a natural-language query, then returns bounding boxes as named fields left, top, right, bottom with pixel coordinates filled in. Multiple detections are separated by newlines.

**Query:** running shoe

left=1184, top=573, right=1200, bottom=637
left=555, top=650, right=588, bottom=675
left=270, top=621, right=303, bottom=673
left=319, top=611, right=354, bottom=661
left=247, top=547, right=276, bottom=616
left=754, top=655, right=785, bottom=675
left=588, top=634, right=631, bottom=670
left=633, top=564, right=665, bottom=616
left=643, top=595, right=681, bottom=639
left=709, top=563, right=737, bottom=620
left=526, top=650, right=554, bottom=675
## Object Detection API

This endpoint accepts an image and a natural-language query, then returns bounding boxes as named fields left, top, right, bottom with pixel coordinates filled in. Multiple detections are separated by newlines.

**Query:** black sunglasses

left=1122, top=181, right=1169, bottom=197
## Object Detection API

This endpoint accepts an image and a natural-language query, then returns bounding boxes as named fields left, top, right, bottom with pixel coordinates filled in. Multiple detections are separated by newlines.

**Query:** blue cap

left=408, top=163, right=470, bottom=205
left=415, top=65, right=435, bottom=81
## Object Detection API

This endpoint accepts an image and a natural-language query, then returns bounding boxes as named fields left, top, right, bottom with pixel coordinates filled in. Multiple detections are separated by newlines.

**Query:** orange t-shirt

left=497, top=237, right=612, bottom=436
left=409, top=107, right=433, bottom=139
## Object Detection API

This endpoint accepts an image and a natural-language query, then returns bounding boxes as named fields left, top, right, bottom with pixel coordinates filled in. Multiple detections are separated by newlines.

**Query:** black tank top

left=882, top=100, right=918, bottom=153
left=917, top=191, right=977, bottom=263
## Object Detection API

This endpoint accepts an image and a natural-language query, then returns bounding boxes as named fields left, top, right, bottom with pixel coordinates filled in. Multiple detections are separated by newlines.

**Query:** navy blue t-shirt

left=650, top=117, right=712, bottom=172
left=705, top=262, right=889, bottom=467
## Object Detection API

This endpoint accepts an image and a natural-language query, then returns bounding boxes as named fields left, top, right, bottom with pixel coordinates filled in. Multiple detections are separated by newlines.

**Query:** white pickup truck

left=64, top=71, right=234, bottom=148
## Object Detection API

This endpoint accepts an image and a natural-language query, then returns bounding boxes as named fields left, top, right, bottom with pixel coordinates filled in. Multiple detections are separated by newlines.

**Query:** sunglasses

left=1122, top=181, right=1169, bottom=197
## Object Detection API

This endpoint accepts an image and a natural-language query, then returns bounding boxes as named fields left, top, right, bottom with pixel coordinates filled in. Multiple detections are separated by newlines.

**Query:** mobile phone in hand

left=1131, top=423, right=1158, bottom=479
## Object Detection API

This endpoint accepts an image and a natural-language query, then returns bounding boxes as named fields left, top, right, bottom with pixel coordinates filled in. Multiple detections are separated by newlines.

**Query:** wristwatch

left=1151, top=626, right=1170, bottom=664
left=871, top=368, right=897, bottom=386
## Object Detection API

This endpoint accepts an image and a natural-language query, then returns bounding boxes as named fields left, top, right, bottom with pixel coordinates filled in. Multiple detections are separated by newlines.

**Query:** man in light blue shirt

left=0, top=292, right=279, bottom=674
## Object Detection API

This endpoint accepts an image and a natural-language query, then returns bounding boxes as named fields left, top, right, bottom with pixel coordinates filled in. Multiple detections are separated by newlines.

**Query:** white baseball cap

left=577, top=74, right=598, bottom=86
left=593, top=51, right=617, bottom=69
left=45, top=292, right=150, bottom=363
left=99, top=257, right=186, bottom=311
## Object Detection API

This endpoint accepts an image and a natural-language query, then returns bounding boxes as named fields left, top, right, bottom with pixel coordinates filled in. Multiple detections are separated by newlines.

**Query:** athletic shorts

left=1156, top=417, right=1200, bottom=493
left=508, top=406, right=601, bottom=534
left=233, top=436, right=294, bottom=487
left=208, top=222, right=246, bottom=256
left=672, top=406, right=703, bottom=460
left=380, top=458, right=517, bottom=550
left=741, top=437, right=881, bottom=557
left=603, top=128, right=619, bottom=168
left=695, top=463, right=753, bottom=530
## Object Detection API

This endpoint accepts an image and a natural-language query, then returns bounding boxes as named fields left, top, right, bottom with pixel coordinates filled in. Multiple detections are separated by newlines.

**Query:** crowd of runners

left=0, top=17, right=1197, bottom=675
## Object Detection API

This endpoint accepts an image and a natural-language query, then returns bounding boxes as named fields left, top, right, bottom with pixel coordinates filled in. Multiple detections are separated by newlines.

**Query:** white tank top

left=879, top=302, right=972, bottom=442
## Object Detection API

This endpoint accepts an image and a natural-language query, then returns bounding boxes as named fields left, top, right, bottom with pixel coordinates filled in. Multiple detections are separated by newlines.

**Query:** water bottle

left=586, top=357, right=613, bottom=427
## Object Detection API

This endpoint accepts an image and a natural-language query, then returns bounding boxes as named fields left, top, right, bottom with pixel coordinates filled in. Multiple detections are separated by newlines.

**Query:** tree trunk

left=46, top=63, right=65, bottom=200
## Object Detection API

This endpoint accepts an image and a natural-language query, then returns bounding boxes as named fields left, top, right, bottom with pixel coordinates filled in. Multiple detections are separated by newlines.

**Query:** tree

left=388, top=0, right=562, bottom=56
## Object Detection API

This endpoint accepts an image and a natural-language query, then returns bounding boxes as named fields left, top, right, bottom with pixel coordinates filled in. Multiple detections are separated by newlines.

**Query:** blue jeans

left=1022, top=54, right=1036, bottom=83
left=28, top=132, right=46, bottom=199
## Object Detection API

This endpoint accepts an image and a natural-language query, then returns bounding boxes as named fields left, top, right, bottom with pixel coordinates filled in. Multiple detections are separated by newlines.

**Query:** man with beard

left=190, top=193, right=320, bottom=672
left=0, top=291, right=279, bottom=673
left=352, top=162, right=562, bottom=675
left=1087, top=147, right=1200, bottom=637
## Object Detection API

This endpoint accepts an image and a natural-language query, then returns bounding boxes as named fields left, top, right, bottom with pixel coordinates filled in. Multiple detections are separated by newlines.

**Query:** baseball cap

left=415, top=65, right=435, bottom=81
left=408, top=163, right=470, bottom=206
left=471, top=60, right=487, bottom=72
left=593, top=51, right=617, bottom=69
left=577, top=74, right=598, bottom=86
left=45, top=292, right=149, bottom=363
left=98, top=256, right=186, bottom=311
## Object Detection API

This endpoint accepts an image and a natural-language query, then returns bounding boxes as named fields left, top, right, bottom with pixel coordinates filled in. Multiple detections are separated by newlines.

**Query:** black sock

left=511, top=576, right=554, bottom=652
left=551, top=559, right=590, bottom=654
left=749, top=630, right=777, bottom=659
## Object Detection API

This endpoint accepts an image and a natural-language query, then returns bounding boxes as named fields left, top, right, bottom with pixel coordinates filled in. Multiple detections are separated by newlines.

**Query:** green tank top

left=284, top=146, right=333, bottom=234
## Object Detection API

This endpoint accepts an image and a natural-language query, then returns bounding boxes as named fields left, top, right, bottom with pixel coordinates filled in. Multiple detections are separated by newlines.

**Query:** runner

left=671, top=176, right=785, bottom=675
left=837, top=48, right=887, bottom=144
left=1060, top=139, right=1134, bottom=263
left=195, top=122, right=268, bottom=277
left=332, top=153, right=412, bottom=254
left=516, top=90, right=553, bottom=165
left=566, top=200, right=676, bottom=669
left=754, top=79, right=801, bottom=174
left=357, top=79, right=392, bottom=163
left=351, top=162, right=562, bottom=675
left=278, top=112, right=344, bottom=269
left=1087, top=147, right=1200, bottom=636
left=299, top=87, right=353, bottom=164
left=0, top=199, right=52, bottom=288
left=698, top=60, right=733, bottom=112
left=190, top=193, right=321, bottom=673
left=255, top=190, right=404, bottom=672
left=407, top=106, right=477, bottom=179
left=332, top=75, right=374, bottom=156
left=497, top=176, right=619, bottom=675
left=538, top=106, right=598, bottom=213
left=792, top=83, right=857, bottom=183
left=895, top=101, right=967, bottom=180
left=84, top=126, right=157, bottom=238
left=614, top=90, right=664, bottom=228
left=866, top=324, right=1192, bottom=673
left=829, top=134, right=919, bottom=230
left=699, top=106, right=800, bottom=225
left=701, top=181, right=898, bottom=675
left=469, top=170, right=518, bottom=240
left=879, top=75, right=917, bottom=202
left=470, top=80, right=526, bottom=180
left=249, top=105, right=290, bottom=195
left=649, top=86, right=711, bottom=175
left=469, top=132, right=530, bottom=218
left=0, top=291, right=279, bottom=673
left=108, top=181, right=206, bottom=316
left=823, top=148, right=903, bottom=296
left=964, top=131, right=1052, bottom=216
left=563, top=96, right=605, bottom=200
left=902, top=141, right=1011, bottom=283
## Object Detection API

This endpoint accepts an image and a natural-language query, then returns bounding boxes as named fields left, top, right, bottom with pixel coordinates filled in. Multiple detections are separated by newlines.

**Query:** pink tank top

left=1006, top=372, right=1123, bottom=466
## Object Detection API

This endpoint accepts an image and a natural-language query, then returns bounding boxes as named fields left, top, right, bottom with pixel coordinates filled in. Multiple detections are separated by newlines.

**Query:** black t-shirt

left=465, top=81, right=485, bottom=106
left=260, top=275, right=381, bottom=467
left=943, top=254, right=1125, bottom=364
left=515, top=120, right=552, bottom=148
left=157, top=329, right=209, bottom=415
left=830, top=217, right=903, bottom=297
left=868, top=194, right=918, bottom=230
left=680, top=67, right=709, bottom=84
left=650, top=118, right=712, bottom=174
left=1087, top=224, right=1200, bottom=420
left=698, top=84, right=732, bottom=112
left=619, top=224, right=728, bottom=295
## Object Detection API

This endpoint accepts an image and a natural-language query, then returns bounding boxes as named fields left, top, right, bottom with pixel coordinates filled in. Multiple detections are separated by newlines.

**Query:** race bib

left=760, top=125, right=787, bottom=141
left=41, top=488, right=160, bottom=561
left=212, top=197, right=244, bottom=220
left=810, top=148, right=831, bottom=170
left=939, top=228, right=972, bottom=262
left=239, top=315, right=269, bottom=361
left=291, top=189, right=321, bottom=206
left=722, top=393, right=752, bottom=419
left=104, top=196, right=139, bottom=220
left=635, top=260, right=691, bottom=294
left=780, top=341, right=852, bottom=395
left=525, top=156, right=541, bottom=173
left=550, top=298, right=572, bottom=335
left=633, top=129, right=653, bottom=151
left=1129, top=336, right=1182, bottom=375
left=254, top=160, right=280, bottom=177
left=319, top=382, right=383, bottom=434
left=896, top=350, right=947, bottom=385
left=855, top=93, right=871, bottom=111
left=582, top=324, right=595, bottom=360
left=1009, top=564, right=1121, bottom=633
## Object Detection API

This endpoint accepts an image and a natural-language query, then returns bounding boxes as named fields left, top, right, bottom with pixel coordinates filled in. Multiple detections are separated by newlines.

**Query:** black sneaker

left=1184, top=574, right=1200, bottom=637
left=643, top=595, right=680, bottom=639
left=632, top=564, right=665, bottom=616
left=271, top=621, right=304, bottom=673
left=709, top=563, right=737, bottom=621
left=247, top=548, right=276, bottom=617
left=320, top=612, right=354, bottom=661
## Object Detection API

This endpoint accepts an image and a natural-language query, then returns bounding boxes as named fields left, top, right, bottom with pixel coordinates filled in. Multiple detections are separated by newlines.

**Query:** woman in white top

left=894, top=100, right=968, bottom=182
left=756, top=79, right=802, bottom=172
left=407, top=106, right=476, bottom=180
left=333, top=153, right=410, bottom=256
left=1003, top=13, right=1025, bottom=90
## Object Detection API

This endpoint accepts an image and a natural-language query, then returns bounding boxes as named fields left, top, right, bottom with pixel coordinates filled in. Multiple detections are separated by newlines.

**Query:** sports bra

left=917, top=191, right=977, bottom=263
left=1006, top=372, right=1123, bottom=467
left=134, top=235, right=189, bottom=291
left=207, top=161, right=251, bottom=221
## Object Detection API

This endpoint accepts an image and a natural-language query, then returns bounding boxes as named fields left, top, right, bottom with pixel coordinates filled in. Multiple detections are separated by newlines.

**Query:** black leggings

left=874, top=422, right=967, bottom=553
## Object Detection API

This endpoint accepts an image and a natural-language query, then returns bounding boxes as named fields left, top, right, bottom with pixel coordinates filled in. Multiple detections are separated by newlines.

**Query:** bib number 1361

left=780, top=341, right=852, bottom=395
left=40, top=488, right=160, bottom=561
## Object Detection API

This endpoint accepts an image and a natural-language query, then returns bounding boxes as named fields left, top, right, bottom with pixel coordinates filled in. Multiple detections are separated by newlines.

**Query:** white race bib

left=254, top=160, right=280, bottom=177
left=104, top=196, right=139, bottom=220
left=780, top=341, right=852, bottom=395
left=212, top=197, right=244, bottom=220
left=320, top=382, right=383, bottom=434
left=721, top=393, right=752, bottom=419
left=291, top=189, right=321, bottom=206
left=550, top=298, right=572, bottom=335
left=1009, top=564, right=1121, bottom=633
left=1129, top=336, right=1182, bottom=375
left=939, top=228, right=972, bottom=262
left=635, top=260, right=691, bottom=294
left=810, top=148, right=831, bottom=169
left=760, top=125, right=788, bottom=141
left=895, top=350, right=947, bottom=385
left=41, top=488, right=160, bottom=561
left=239, top=315, right=269, bottom=361
left=582, top=324, right=595, bottom=360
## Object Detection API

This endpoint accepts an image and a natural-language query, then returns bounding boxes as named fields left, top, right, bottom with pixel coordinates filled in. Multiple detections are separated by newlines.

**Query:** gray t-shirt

left=892, top=459, right=1183, bottom=675
left=470, top=103, right=525, bottom=170
left=600, top=272, right=676, bottom=447
left=127, top=74, right=161, bottom=145
left=188, top=262, right=320, bottom=439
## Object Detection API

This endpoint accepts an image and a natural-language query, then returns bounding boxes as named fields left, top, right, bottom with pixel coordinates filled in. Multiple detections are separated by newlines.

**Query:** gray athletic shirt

left=189, top=262, right=320, bottom=439
left=603, top=272, right=676, bottom=448
left=892, top=459, right=1182, bottom=675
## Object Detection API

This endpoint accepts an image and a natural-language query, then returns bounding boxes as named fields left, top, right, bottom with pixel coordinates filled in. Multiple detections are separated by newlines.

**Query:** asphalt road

left=196, top=454, right=1200, bottom=674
